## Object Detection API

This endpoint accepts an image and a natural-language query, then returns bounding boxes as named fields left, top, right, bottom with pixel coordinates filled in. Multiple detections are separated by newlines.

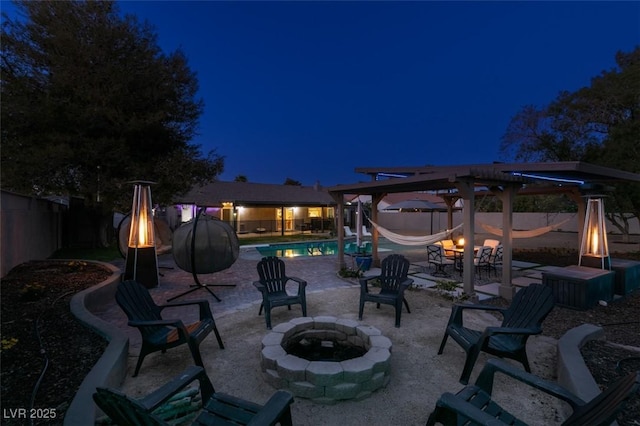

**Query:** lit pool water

left=256, top=241, right=371, bottom=257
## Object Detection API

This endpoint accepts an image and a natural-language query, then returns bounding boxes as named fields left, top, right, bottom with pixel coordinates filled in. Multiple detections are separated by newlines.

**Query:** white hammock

left=368, top=220, right=463, bottom=246
left=480, top=218, right=570, bottom=239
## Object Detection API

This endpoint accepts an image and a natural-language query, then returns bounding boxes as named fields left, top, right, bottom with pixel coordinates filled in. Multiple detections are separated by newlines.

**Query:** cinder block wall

left=377, top=211, right=640, bottom=236
left=1, top=190, right=64, bottom=277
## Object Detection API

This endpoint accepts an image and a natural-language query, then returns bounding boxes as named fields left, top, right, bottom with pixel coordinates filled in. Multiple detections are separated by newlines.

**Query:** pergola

left=328, top=162, right=640, bottom=300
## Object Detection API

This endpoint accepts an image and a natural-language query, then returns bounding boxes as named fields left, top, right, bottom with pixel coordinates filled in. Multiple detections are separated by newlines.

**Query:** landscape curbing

left=556, top=323, right=605, bottom=412
left=66, top=261, right=127, bottom=426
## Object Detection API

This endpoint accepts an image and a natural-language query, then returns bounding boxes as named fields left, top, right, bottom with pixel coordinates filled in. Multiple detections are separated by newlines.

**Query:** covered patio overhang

left=328, top=162, right=640, bottom=300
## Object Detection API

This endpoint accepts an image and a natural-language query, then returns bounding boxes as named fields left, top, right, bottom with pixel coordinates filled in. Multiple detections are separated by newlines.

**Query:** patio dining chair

left=489, top=244, right=503, bottom=276
left=435, top=239, right=457, bottom=259
left=473, top=246, right=493, bottom=278
left=427, top=358, right=639, bottom=426
left=427, top=244, right=454, bottom=276
left=482, top=238, right=501, bottom=256
left=94, top=365, right=294, bottom=426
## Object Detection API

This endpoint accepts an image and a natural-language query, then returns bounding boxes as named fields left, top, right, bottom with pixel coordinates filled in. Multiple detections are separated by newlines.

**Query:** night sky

left=4, top=1, right=639, bottom=187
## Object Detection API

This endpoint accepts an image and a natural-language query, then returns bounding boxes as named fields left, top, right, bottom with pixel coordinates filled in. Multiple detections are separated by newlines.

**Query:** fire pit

left=260, top=316, right=392, bottom=403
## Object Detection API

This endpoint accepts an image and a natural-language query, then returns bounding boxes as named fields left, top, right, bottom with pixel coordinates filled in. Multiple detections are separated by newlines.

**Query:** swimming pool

left=256, top=241, right=371, bottom=257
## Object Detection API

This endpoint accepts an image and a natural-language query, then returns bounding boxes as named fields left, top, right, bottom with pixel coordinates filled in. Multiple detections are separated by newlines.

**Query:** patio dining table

left=451, top=246, right=481, bottom=274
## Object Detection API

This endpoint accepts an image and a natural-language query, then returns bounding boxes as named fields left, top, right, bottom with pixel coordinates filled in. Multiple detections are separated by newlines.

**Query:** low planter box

left=542, top=265, right=615, bottom=310
left=610, top=258, right=640, bottom=296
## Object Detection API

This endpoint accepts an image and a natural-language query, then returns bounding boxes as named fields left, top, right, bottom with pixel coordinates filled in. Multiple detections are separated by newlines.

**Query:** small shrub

left=1, top=337, right=19, bottom=351
left=20, top=282, right=45, bottom=301
left=434, top=280, right=469, bottom=302
left=339, top=268, right=363, bottom=278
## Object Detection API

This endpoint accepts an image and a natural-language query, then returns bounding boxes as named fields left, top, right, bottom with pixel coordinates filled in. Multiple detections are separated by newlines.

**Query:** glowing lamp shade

left=128, top=184, right=155, bottom=248
left=124, top=181, right=159, bottom=288
left=579, top=197, right=610, bottom=269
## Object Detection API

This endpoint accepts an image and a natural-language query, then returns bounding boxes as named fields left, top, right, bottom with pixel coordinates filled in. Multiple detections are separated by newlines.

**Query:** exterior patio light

left=456, top=237, right=465, bottom=249
left=124, top=181, right=159, bottom=288
left=579, top=196, right=610, bottom=270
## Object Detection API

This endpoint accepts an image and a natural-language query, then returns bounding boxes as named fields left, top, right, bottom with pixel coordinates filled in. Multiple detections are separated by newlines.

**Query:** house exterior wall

left=174, top=205, right=336, bottom=234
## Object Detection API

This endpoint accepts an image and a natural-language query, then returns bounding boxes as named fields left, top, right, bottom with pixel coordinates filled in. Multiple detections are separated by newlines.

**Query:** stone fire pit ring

left=260, top=316, right=392, bottom=404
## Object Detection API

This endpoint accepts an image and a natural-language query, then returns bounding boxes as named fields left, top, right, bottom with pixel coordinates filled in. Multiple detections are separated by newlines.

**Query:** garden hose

left=28, top=290, right=74, bottom=426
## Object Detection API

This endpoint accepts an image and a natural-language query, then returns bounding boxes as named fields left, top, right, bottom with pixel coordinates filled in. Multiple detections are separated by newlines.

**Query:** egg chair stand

left=167, top=274, right=232, bottom=302
left=168, top=209, right=238, bottom=303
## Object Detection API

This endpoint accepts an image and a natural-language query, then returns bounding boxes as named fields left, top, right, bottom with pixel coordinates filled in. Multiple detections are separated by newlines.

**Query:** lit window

left=308, top=208, right=321, bottom=218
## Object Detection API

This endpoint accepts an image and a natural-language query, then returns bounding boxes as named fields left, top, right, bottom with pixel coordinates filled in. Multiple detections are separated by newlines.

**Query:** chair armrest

left=400, top=278, right=413, bottom=288
left=359, top=275, right=379, bottom=294
left=247, top=390, right=295, bottom=426
left=398, top=278, right=414, bottom=294
left=286, top=276, right=307, bottom=291
left=253, top=281, right=266, bottom=292
left=482, top=325, right=542, bottom=337
left=448, top=303, right=505, bottom=326
left=475, top=359, right=585, bottom=409
left=160, top=299, right=213, bottom=321
left=453, top=303, right=507, bottom=314
left=128, top=319, right=184, bottom=328
left=432, top=392, right=508, bottom=425
left=359, top=275, right=380, bottom=286
left=159, top=299, right=209, bottom=308
left=139, top=366, right=215, bottom=412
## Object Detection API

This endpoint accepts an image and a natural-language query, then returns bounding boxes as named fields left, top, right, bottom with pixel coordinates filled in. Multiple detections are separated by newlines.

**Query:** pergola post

left=569, top=189, right=587, bottom=248
left=331, top=193, right=346, bottom=270
left=454, top=179, right=476, bottom=298
left=490, top=184, right=521, bottom=300
left=370, top=193, right=385, bottom=267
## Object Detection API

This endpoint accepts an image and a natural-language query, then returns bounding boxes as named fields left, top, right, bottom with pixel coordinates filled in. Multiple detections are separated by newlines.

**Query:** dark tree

left=499, top=47, right=640, bottom=236
left=1, top=0, right=224, bottom=211
left=283, top=178, right=302, bottom=186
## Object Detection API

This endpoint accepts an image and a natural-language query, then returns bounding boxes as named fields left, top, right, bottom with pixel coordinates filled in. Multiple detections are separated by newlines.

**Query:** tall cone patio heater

left=124, top=181, right=159, bottom=288
left=578, top=196, right=610, bottom=270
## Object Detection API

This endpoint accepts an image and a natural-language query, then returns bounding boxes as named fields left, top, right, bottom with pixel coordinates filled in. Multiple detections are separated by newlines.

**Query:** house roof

left=173, top=181, right=336, bottom=207
left=343, top=192, right=450, bottom=211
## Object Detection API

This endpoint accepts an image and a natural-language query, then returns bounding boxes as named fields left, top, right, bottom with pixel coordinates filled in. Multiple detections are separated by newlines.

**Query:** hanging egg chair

left=170, top=209, right=240, bottom=301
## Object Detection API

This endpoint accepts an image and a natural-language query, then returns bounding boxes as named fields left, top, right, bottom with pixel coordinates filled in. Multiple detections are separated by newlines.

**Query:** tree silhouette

left=1, top=0, right=223, bottom=210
